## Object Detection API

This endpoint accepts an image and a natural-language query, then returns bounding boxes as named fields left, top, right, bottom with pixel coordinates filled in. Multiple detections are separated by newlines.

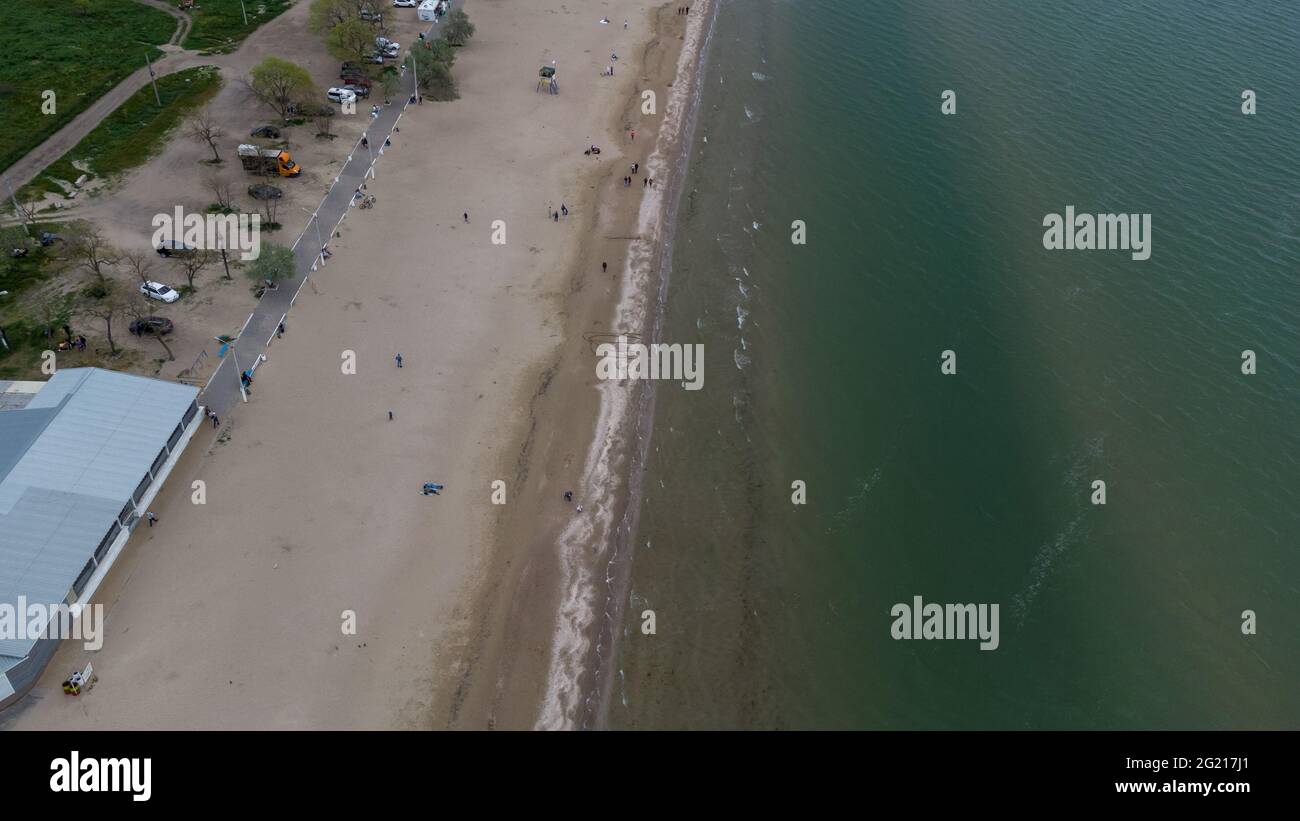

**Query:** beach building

left=0, top=369, right=202, bottom=710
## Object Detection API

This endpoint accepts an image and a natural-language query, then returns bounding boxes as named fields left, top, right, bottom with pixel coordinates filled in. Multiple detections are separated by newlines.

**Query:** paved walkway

left=203, top=3, right=465, bottom=416
left=1, top=28, right=221, bottom=195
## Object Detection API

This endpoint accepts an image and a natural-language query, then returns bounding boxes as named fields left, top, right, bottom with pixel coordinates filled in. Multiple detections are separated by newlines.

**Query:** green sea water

left=609, top=0, right=1300, bottom=729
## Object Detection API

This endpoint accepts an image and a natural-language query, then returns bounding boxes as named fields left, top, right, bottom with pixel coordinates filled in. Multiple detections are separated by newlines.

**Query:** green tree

left=443, top=9, right=475, bottom=46
left=412, top=39, right=458, bottom=101
left=381, top=71, right=401, bottom=104
left=249, top=57, right=315, bottom=123
left=327, top=19, right=376, bottom=64
left=246, top=243, right=296, bottom=289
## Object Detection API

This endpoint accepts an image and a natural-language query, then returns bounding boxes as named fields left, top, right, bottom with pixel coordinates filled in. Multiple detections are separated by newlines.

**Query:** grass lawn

left=21, top=66, right=223, bottom=199
left=0, top=0, right=177, bottom=176
left=184, top=0, right=294, bottom=54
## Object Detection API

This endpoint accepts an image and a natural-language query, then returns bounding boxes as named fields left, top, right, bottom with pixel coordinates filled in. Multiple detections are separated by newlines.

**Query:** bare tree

left=69, top=225, right=119, bottom=289
left=122, top=251, right=155, bottom=286
left=185, top=111, right=225, bottom=163
left=125, top=294, right=174, bottom=361
left=203, top=171, right=237, bottom=212
left=37, top=293, right=75, bottom=343
left=81, top=283, right=127, bottom=355
left=216, top=246, right=235, bottom=280
left=179, top=249, right=212, bottom=289
left=253, top=171, right=281, bottom=227
left=314, top=107, right=336, bottom=139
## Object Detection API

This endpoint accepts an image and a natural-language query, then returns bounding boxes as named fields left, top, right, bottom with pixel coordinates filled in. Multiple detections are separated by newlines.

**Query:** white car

left=375, top=36, right=400, bottom=51
left=327, top=87, right=357, bottom=104
left=393, top=0, right=417, bottom=7
left=140, top=281, right=180, bottom=303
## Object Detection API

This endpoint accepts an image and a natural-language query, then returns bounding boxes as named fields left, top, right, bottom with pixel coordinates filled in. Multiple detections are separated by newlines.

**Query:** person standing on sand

left=463, top=212, right=469, bottom=223
left=146, top=512, right=158, bottom=527
left=602, top=262, right=608, bottom=273
left=395, top=353, right=403, bottom=368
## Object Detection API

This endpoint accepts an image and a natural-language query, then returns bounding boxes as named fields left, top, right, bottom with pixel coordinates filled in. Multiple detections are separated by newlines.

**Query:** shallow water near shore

left=609, top=0, right=1300, bottom=729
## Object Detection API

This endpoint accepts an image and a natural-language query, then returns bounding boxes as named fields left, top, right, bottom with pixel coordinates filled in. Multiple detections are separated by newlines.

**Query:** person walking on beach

left=146, top=512, right=158, bottom=527
left=630, top=129, right=636, bottom=142
left=395, top=353, right=403, bottom=368
left=643, top=177, right=648, bottom=188
left=277, top=321, right=285, bottom=338
left=388, top=410, right=393, bottom=421
left=602, top=261, right=608, bottom=273
left=463, top=212, right=469, bottom=223
left=208, top=409, right=220, bottom=428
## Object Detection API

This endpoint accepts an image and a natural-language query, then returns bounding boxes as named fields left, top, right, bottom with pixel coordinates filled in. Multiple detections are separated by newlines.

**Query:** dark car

left=250, top=125, right=281, bottom=139
left=340, top=61, right=363, bottom=74
left=343, top=83, right=371, bottom=99
left=39, top=231, right=63, bottom=246
left=247, top=184, right=283, bottom=200
left=156, top=240, right=197, bottom=258
left=129, top=317, right=174, bottom=336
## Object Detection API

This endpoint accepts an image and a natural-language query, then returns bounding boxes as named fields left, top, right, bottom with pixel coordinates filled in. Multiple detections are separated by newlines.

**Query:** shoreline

left=577, top=0, right=721, bottom=731
left=433, top=1, right=717, bottom=731
left=527, top=0, right=718, bottom=731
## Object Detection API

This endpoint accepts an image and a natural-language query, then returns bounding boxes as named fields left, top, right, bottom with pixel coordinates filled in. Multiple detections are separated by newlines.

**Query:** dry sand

left=2, top=0, right=708, bottom=730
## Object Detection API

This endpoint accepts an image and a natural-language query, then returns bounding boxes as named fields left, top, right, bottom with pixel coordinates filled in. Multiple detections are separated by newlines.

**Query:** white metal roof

left=0, top=369, right=198, bottom=664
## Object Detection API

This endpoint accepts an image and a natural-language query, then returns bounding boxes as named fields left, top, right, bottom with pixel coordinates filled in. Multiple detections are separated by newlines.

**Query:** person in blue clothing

left=422, top=482, right=444, bottom=496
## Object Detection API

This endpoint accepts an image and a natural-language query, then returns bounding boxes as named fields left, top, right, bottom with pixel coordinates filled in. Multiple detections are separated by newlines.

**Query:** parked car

left=39, top=231, right=63, bottom=246
left=364, top=52, right=386, bottom=64
left=140, top=281, right=180, bottom=303
left=247, top=184, right=283, bottom=200
left=359, top=9, right=382, bottom=21
left=129, top=317, right=174, bottom=336
left=340, top=71, right=373, bottom=87
left=393, top=0, right=418, bottom=7
left=340, top=61, right=363, bottom=75
left=343, top=83, right=371, bottom=99
left=156, top=239, right=197, bottom=258
left=375, top=36, right=400, bottom=51
left=326, top=87, right=358, bottom=104
left=250, top=125, right=281, bottom=139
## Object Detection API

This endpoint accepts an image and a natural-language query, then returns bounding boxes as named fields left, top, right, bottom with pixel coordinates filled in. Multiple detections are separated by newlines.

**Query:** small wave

left=736, top=305, right=749, bottom=329
left=734, top=349, right=751, bottom=370
left=752, top=221, right=761, bottom=230
left=744, top=105, right=756, bottom=121
left=751, top=71, right=769, bottom=81
left=737, top=279, right=749, bottom=299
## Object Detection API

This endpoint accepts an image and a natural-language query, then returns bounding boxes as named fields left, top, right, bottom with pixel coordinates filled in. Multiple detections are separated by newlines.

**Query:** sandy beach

left=2, top=0, right=711, bottom=730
